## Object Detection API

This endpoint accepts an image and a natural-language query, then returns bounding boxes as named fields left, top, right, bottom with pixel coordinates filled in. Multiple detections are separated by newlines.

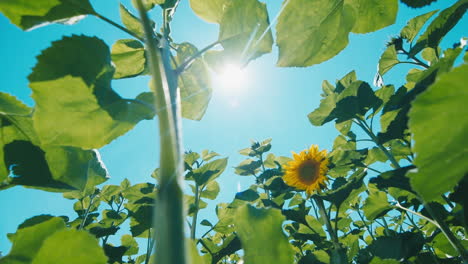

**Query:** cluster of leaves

left=1, top=0, right=467, bottom=264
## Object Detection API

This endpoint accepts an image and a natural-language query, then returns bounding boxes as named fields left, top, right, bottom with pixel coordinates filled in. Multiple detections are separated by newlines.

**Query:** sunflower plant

left=0, top=0, right=467, bottom=264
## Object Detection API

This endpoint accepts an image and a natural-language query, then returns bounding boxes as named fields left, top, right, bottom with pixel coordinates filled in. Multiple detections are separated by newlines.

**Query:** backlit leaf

left=348, top=0, right=398, bottom=34
left=119, top=4, right=145, bottom=38
left=400, top=10, right=438, bottom=42
left=32, top=229, right=107, bottom=264
left=0, top=0, right=94, bottom=30
left=378, top=45, right=400, bottom=76
left=276, top=0, right=355, bottom=67
left=235, top=205, right=294, bottom=264
left=219, top=0, right=273, bottom=61
left=410, top=0, right=468, bottom=56
left=189, top=0, right=228, bottom=23
left=408, top=64, right=468, bottom=201
left=111, top=39, right=146, bottom=79
left=29, top=35, right=154, bottom=149
left=176, top=43, right=212, bottom=120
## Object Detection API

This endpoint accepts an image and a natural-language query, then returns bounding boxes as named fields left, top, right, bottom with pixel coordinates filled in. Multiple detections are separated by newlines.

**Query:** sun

left=283, top=145, right=329, bottom=196
left=212, top=63, right=248, bottom=95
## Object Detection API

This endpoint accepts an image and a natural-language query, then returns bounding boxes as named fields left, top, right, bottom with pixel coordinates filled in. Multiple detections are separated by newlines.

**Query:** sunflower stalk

left=314, top=196, right=348, bottom=264
left=355, top=118, right=468, bottom=261
left=135, top=1, right=188, bottom=264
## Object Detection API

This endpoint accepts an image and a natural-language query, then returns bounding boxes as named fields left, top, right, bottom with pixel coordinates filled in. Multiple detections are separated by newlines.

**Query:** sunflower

left=283, top=145, right=329, bottom=196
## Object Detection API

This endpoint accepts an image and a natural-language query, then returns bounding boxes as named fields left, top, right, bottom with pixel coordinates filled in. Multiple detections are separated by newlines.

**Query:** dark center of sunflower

left=298, top=161, right=319, bottom=184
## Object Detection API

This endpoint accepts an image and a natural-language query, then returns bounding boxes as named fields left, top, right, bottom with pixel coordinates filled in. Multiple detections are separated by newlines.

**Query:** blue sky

left=0, top=0, right=466, bottom=253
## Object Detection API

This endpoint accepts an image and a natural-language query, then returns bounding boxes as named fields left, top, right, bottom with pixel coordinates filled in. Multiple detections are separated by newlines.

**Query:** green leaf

left=201, top=149, right=220, bottom=161
left=410, top=0, right=468, bottom=56
left=400, top=0, right=438, bottom=8
left=32, top=229, right=107, bottom=264
left=378, top=45, right=400, bottom=76
left=369, top=166, right=415, bottom=193
left=131, top=0, right=164, bottom=11
left=0, top=216, right=66, bottom=263
left=218, top=0, right=273, bottom=61
left=111, top=39, right=146, bottom=79
left=235, top=205, right=294, bottom=264
left=316, top=169, right=365, bottom=208
left=175, top=43, right=213, bottom=120
left=400, top=10, right=438, bottom=42
left=119, top=4, right=145, bottom=38
left=29, top=35, right=154, bottom=149
left=276, top=0, right=355, bottom=67
left=0, top=0, right=94, bottom=30
left=189, top=0, right=228, bottom=23
left=0, top=93, right=31, bottom=116
left=201, top=180, right=220, bottom=200
left=235, top=189, right=260, bottom=202
left=365, top=232, right=425, bottom=260
left=121, top=234, right=139, bottom=256
left=234, top=159, right=262, bottom=176
left=364, top=147, right=387, bottom=165
left=348, top=0, right=398, bottom=34
left=362, top=185, right=392, bottom=220
left=193, top=158, right=228, bottom=186
left=370, top=257, right=400, bottom=264
left=408, top=64, right=468, bottom=201
left=0, top=97, right=108, bottom=192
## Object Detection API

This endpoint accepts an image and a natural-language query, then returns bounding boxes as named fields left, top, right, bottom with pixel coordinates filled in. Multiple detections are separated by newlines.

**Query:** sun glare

left=212, top=63, right=248, bottom=95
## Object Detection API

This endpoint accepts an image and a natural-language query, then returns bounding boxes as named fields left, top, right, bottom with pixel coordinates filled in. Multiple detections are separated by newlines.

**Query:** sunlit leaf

left=121, top=234, right=139, bottom=256
left=235, top=205, right=294, bottom=264
left=219, top=0, right=273, bottom=62
left=378, top=45, right=400, bottom=76
left=410, top=0, right=468, bottom=56
left=276, top=0, right=355, bottom=67
left=175, top=43, right=213, bottom=120
left=119, top=4, right=145, bottom=38
left=408, top=64, right=468, bottom=201
left=189, top=0, right=228, bottom=23
left=192, top=158, right=228, bottom=186
left=362, top=184, right=393, bottom=220
left=29, top=35, right=154, bottom=149
left=111, top=39, right=146, bottom=79
left=0, top=216, right=66, bottom=263
left=400, top=10, right=438, bottom=42
left=0, top=0, right=94, bottom=30
left=348, top=0, right=398, bottom=34
left=33, top=229, right=107, bottom=264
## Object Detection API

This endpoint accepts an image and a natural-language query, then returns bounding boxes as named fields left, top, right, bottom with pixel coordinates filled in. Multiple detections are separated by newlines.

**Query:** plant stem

left=356, top=118, right=468, bottom=259
left=93, top=13, right=145, bottom=42
left=191, top=184, right=200, bottom=239
left=135, top=1, right=187, bottom=264
left=314, top=197, right=347, bottom=264
left=356, top=208, right=375, bottom=241
left=79, top=195, right=95, bottom=230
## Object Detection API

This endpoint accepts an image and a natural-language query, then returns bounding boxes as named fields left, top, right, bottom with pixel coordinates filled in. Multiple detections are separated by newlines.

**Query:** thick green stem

left=191, top=184, right=200, bottom=239
left=314, top=197, right=347, bottom=264
left=135, top=1, right=187, bottom=264
left=356, top=118, right=468, bottom=260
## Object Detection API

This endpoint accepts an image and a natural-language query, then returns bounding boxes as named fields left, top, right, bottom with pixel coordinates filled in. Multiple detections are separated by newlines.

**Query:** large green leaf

left=0, top=216, right=66, bottom=264
left=408, top=64, right=468, bottom=201
left=362, top=186, right=393, bottom=220
left=400, top=10, right=438, bottom=43
left=219, top=0, right=273, bottom=61
left=316, top=170, right=365, bottom=208
left=235, top=205, right=294, bottom=264
left=189, top=0, right=228, bottom=23
left=0, top=0, right=95, bottom=30
left=175, top=43, right=213, bottom=120
left=29, top=35, right=154, bottom=149
left=119, top=4, right=145, bottom=39
left=276, top=0, right=355, bottom=67
left=192, top=157, right=228, bottom=186
left=410, top=0, right=468, bottom=56
left=0, top=94, right=108, bottom=191
left=308, top=76, right=380, bottom=126
left=32, top=229, right=108, bottom=264
left=111, top=39, right=146, bottom=79
left=348, top=0, right=398, bottom=34
left=378, top=45, right=400, bottom=76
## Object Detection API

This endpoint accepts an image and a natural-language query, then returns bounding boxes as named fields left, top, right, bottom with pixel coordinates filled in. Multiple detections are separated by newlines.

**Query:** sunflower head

left=282, top=145, right=329, bottom=196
